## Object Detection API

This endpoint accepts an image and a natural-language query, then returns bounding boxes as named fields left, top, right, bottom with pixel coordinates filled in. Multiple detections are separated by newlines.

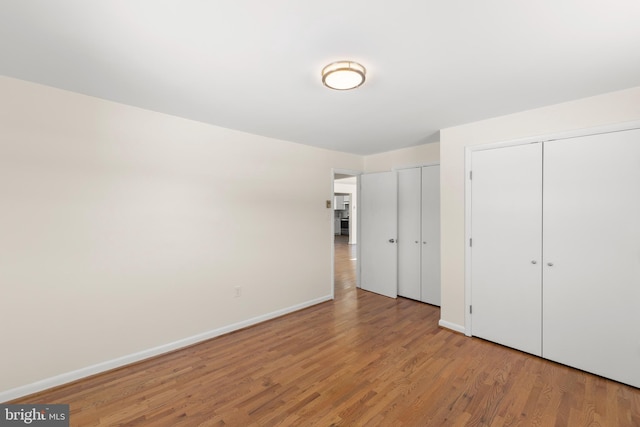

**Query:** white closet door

left=543, top=129, right=640, bottom=388
left=360, top=171, right=398, bottom=299
left=421, top=165, right=441, bottom=305
left=398, top=168, right=421, bottom=300
left=471, top=144, right=542, bottom=356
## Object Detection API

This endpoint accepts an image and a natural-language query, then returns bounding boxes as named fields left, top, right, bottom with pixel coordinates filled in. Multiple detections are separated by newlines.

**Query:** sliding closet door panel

left=398, top=168, right=421, bottom=300
left=471, top=144, right=542, bottom=356
left=421, top=165, right=441, bottom=306
left=543, top=129, right=640, bottom=388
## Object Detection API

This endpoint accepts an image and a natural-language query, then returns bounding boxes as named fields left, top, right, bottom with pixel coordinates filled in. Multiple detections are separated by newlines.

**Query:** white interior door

left=471, top=144, right=543, bottom=356
left=543, top=129, right=640, bottom=388
left=360, top=171, right=398, bottom=299
left=398, top=168, right=421, bottom=300
left=421, top=165, right=441, bottom=306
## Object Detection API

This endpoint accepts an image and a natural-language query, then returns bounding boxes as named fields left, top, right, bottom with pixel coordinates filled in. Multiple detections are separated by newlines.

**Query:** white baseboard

left=0, top=295, right=332, bottom=403
left=438, top=319, right=466, bottom=335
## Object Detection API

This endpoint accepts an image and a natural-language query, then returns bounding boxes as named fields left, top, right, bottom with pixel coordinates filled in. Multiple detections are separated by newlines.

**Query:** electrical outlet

left=234, top=286, right=241, bottom=298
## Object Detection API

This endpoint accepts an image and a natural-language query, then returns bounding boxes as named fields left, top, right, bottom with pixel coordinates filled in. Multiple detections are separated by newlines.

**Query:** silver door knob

left=423, top=241, right=426, bottom=244
left=547, top=262, right=554, bottom=266
left=531, top=260, right=537, bottom=264
left=389, top=238, right=395, bottom=243
left=415, top=240, right=419, bottom=243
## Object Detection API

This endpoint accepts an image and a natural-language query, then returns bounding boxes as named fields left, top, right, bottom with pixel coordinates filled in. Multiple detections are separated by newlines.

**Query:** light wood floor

left=11, top=235, right=640, bottom=426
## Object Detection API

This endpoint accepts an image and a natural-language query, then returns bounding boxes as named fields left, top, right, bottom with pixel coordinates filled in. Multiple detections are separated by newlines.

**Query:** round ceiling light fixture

left=321, top=61, right=366, bottom=90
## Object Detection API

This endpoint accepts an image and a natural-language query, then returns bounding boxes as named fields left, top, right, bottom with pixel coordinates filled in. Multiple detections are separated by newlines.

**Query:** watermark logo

left=0, top=405, right=69, bottom=426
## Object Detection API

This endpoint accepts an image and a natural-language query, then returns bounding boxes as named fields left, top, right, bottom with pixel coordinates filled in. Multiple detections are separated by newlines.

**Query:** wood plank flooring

left=10, top=235, right=640, bottom=426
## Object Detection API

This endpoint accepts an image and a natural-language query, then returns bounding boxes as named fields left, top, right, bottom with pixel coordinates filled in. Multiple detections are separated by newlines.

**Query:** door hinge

left=470, top=305, right=472, bottom=314
left=469, top=170, right=473, bottom=180
left=469, top=238, right=472, bottom=247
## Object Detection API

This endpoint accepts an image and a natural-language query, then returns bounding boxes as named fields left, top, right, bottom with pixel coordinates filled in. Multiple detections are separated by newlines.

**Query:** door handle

left=389, top=238, right=395, bottom=243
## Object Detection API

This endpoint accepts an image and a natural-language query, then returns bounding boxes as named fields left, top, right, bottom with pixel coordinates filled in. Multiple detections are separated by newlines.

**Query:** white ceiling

left=1, top=1, right=639, bottom=155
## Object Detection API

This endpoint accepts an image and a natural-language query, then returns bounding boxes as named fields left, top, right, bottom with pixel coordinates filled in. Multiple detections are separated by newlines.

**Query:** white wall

left=364, top=143, right=439, bottom=172
left=439, top=86, right=640, bottom=330
left=0, top=76, right=363, bottom=399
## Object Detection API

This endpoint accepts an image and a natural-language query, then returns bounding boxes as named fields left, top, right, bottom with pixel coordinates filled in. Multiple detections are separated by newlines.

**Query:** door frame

left=464, top=120, right=640, bottom=336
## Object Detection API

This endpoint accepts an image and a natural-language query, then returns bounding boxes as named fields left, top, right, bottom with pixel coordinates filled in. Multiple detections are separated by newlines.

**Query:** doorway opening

left=333, top=172, right=359, bottom=298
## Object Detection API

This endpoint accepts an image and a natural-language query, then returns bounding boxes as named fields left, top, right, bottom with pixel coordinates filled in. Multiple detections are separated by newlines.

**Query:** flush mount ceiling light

left=321, top=61, right=366, bottom=90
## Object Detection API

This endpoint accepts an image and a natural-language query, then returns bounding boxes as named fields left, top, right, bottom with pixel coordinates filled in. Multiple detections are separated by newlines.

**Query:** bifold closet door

left=398, top=168, right=421, bottom=300
left=471, top=144, right=542, bottom=356
left=543, top=129, right=640, bottom=388
left=421, top=165, right=440, bottom=305
left=397, top=166, right=441, bottom=304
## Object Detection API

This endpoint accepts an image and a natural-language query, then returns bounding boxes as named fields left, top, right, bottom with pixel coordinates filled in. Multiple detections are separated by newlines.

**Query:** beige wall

left=5, top=73, right=640, bottom=399
left=364, top=143, right=439, bottom=172
left=0, top=76, right=363, bottom=398
left=439, top=86, right=640, bottom=330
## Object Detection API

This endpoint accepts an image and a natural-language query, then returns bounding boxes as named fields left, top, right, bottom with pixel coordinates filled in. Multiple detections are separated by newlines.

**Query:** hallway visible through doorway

left=334, top=234, right=356, bottom=298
